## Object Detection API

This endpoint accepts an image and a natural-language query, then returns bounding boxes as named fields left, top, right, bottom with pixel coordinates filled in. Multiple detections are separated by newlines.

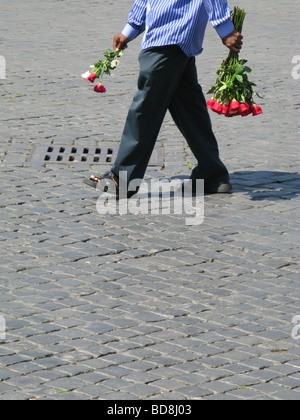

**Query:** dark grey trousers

left=112, top=46, right=229, bottom=189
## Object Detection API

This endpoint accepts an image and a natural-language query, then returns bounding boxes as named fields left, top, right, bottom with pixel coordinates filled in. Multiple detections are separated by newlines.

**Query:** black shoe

left=189, top=167, right=232, bottom=194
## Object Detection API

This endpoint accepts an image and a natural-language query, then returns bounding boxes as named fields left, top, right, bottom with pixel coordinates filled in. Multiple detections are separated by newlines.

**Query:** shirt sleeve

left=122, top=0, right=148, bottom=40
left=203, top=0, right=235, bottom=39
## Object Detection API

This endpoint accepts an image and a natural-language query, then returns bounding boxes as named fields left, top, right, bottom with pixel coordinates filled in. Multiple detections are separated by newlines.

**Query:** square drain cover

left=27, top=145, right=164, bottom=167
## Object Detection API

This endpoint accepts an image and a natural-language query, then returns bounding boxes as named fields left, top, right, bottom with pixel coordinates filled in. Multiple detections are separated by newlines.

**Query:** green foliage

left=92, top=49, right=123, bottom=83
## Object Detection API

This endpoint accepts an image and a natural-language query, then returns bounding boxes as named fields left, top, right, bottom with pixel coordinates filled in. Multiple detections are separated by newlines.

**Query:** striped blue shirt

left=122, top=0, right=234, bottom=57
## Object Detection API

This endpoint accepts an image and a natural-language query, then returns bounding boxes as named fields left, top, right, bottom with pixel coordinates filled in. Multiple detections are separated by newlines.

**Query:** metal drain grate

left=27, top=145, right=164, bottom=167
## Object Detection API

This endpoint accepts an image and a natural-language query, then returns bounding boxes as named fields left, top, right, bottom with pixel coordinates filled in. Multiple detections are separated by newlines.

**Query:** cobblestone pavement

left=0, top=0, right=299, bottom=400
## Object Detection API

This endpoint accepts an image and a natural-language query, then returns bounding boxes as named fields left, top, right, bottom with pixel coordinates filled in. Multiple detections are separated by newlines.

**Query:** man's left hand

left=222, top=30, right=243, bottom=54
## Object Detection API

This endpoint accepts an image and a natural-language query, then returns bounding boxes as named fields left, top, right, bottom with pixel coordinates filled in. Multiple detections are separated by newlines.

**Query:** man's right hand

left=114, top=34, right=129, bottom=52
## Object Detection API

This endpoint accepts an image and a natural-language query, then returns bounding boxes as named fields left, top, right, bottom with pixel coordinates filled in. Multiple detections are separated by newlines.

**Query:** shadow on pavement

left=230, top=171, right=300, bottom=201
left=169, top=171, right=299, bottom=201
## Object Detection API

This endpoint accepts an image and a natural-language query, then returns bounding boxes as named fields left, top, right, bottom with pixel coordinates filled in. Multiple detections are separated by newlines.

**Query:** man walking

left=84, top=0, right=243, bottom=196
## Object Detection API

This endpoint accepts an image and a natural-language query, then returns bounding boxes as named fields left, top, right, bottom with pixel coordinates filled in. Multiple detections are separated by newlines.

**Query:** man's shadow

left=169, top=171, right=299, bottom=201
left=229, top=171, right=300, bottom=201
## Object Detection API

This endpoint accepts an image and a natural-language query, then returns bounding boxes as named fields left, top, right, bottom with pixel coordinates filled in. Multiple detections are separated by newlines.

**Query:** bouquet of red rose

left=81, top=49, right=123, bottom=93
left=207, top=7, right=263, bottom=117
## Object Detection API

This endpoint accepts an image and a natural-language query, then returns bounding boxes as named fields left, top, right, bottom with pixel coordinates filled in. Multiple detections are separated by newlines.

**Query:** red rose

left=229, top=100, right=241, bottom=112
left=87, top=73, right=98, bottom=83
left=221, top=104, right=230, bottom=115
left=212, top=101, right=223, bottom=115
left=94, top=84, right=107, bottom=93
left=252, top=104, right=263, bottom=116
left=241, top=110, right=252, bottom=117
left=207, top=99, right=216, bottom=109
left=240, top=103, right=251, bottom=117
left=240, top=103, right=249, bottom=113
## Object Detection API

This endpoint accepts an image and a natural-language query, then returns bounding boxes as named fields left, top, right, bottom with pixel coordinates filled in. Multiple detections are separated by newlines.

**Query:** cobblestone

left=0, top=0, right=299, bottom=401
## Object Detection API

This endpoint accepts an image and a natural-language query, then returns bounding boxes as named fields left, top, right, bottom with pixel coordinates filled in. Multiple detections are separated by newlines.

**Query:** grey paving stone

left=268, top=389, right=300, bottom=401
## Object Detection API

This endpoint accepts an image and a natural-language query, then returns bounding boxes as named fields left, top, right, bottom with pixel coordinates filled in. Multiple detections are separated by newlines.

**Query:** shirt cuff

left=215, top=20, right=235, bottom=39
left=122, top=23, right=140, bottom=40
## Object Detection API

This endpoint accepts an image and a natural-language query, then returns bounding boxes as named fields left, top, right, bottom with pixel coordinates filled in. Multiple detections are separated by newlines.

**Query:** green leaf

left=235, top=64, right=244, bottom=74
left=105, top=49, right=113, bottom=56
left=253, top=90, right=264, bottom=99
left=218, top=84, right=228, bottom=92
left=207, top=87, right=216, bottom=94
left=236, top=75, right=243, bottom=83
left=244, top=66, right=253, bottom=74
